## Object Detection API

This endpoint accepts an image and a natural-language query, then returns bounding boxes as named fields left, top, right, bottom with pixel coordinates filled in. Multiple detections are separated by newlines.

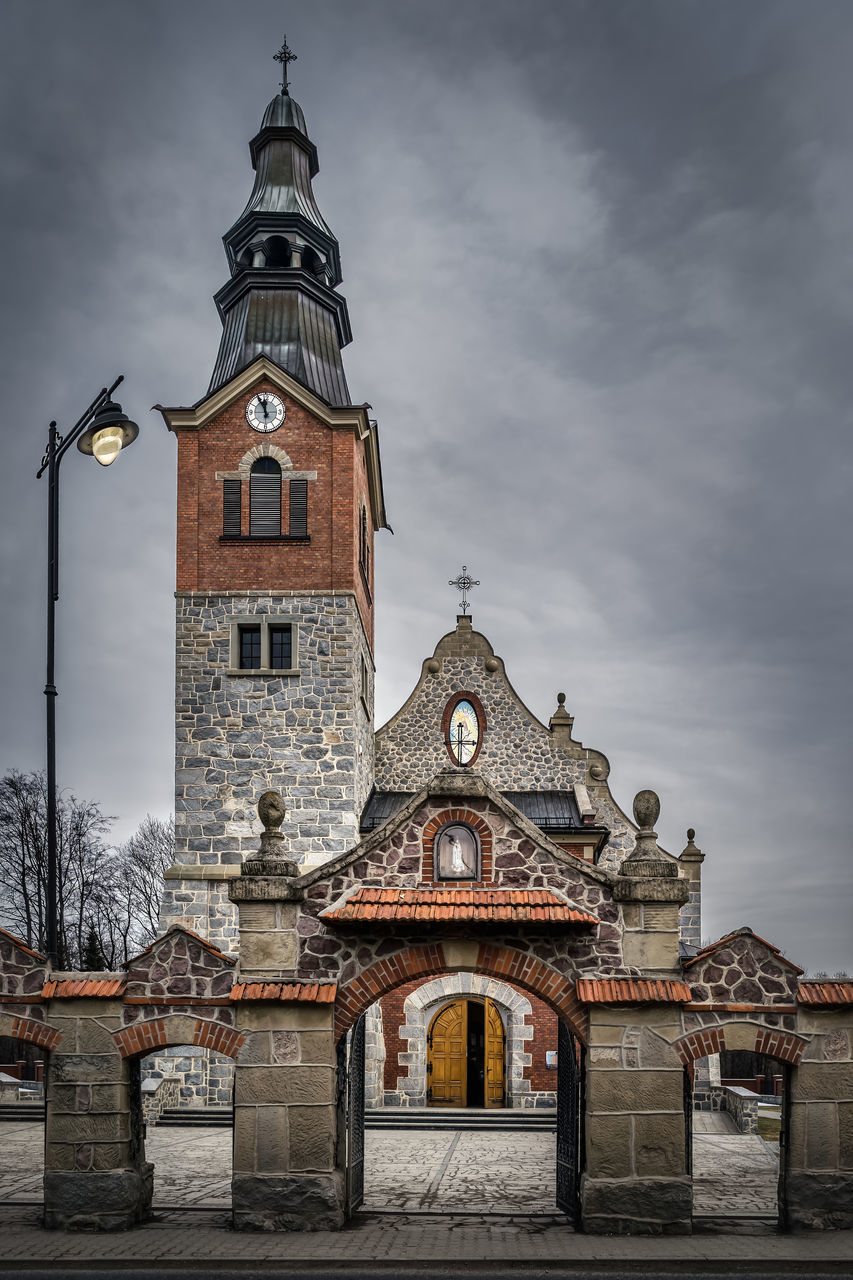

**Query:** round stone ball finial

left=557, top=692, right=566, bottom=706
left=258, top=790, right=286, bottom=831
left=633, top=789, right=661, bottom=832
left=687, top=827, right=696, bottom=842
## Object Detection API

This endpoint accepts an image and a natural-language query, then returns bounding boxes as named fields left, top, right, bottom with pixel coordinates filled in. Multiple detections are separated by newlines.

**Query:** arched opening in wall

left=0, top=1024, right=51, bottom=1209
left=264, top=234, right=291, bottom=267
left=679, top=1027, right=796, bottom=1232
left=337, top=958, right=585, bottom=1224
left=127, top=1024, right=240, bottom=1221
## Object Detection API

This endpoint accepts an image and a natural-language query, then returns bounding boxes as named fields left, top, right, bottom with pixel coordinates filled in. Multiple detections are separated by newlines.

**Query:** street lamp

left=36, top=374, right=139, bottom=967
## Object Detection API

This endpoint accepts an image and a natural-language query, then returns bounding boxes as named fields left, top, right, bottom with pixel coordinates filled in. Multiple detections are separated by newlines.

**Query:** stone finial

left=681, top=827, right=705, bottom=863
left=622, top=788, right=675, bottom=875
left=242, top=790, right=298, bottom=876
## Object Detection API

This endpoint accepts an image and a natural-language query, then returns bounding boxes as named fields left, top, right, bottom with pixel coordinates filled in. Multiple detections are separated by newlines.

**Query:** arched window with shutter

left=249, top=457, right=281, bottom=536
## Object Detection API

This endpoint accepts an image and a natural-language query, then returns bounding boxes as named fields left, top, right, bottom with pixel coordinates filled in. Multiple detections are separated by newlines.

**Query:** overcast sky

left=1, top=1, right=851, bottom=972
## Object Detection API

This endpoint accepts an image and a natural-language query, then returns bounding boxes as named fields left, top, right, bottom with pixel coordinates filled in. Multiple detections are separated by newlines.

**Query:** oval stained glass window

left=447, top=699, right=480, bottom=765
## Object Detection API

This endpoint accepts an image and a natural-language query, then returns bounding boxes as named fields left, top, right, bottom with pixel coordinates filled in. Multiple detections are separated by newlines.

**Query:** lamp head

left=77, top=399, right=139, bottom=467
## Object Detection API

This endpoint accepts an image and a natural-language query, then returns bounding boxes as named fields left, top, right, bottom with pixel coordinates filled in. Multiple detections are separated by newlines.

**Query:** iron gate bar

left=346, top=1012, right=366, bottom=1216
left=555, top=1019, right=583, bottom=1224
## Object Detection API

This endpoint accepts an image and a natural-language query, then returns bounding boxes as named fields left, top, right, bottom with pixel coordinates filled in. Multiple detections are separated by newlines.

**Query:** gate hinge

left=427, top=1062, right=432, bottom=1075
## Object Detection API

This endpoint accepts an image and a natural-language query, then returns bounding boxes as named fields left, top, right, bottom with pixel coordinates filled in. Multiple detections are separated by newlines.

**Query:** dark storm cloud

left=0, top=0, right=850, bottom=970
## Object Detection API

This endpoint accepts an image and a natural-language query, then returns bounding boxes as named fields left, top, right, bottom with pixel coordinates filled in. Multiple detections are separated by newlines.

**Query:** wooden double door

left=427, top=998, right=505, bottom=1108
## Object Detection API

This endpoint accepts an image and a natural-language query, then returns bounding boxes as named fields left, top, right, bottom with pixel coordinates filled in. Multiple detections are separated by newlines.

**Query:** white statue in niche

left=438, top=825, right=477, bottom=879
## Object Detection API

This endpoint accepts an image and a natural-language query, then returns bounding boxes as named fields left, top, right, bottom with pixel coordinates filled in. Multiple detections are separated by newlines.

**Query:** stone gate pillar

left=786, top=1005, right=853, bottom=1230
left=43, top=990, right=152, bottom=1230
left=229, top=791, right=344, bottom=1230
left=580, top=789, right=691, bottom=1234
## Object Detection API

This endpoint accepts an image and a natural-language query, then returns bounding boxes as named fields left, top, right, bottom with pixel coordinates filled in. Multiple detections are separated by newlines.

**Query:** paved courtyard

left=0, top=1115, right=779, bottom=1220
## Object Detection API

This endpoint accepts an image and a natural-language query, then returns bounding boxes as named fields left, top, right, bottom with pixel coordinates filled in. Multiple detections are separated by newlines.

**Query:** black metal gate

left=683, top=1065, right=693, bottom=1176
left=345, top=1013, right=366, bottom=1217
left=555, top=1020, right=585, bottom=1225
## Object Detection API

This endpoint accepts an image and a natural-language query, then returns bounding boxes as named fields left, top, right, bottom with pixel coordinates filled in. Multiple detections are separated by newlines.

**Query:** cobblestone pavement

left=0, top=1117, right=778, bottom=1219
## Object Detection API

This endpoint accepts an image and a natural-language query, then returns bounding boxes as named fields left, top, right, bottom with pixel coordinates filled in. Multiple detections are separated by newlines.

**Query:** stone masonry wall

left=161, top=590, right=374, bottom=951
left=374, top=619, right=636, bottom=873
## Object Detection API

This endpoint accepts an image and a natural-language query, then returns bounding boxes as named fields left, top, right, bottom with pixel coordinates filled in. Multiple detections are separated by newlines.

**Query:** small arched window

left=249, top=457, right=281, bottom=537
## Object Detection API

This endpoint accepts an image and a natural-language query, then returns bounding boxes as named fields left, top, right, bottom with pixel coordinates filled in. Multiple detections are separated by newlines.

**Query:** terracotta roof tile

left=798, top=980, right=853, bottom=1006
left=230, top=981, right=337, bottom=1003
left=576, top=978, right=691, bottom=1004
left=123, top=925, right=236, bottom=968
left=320, top=888, right=598, bottom=928
left=0, top=926, right=46, bottom=962
left=42, top=977, right=126, bottom=999
left=683, top=927, right=803, bottom=974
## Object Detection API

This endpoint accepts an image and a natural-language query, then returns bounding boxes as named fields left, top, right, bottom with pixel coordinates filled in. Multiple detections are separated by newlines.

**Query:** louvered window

left=249, top=458, right=281, bottom=536
left=289, top=478, right=308, bottom=537
left=222, top=479, right=241, bottom=536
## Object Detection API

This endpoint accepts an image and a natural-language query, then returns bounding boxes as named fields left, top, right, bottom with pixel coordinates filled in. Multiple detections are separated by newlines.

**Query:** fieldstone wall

left=374, top=618, right=637, bottom=873
left=162, top=590, right=374, bottom=951
left=142, top=1046, right=234, bottom=1107
left=296, top=779, right=625, bottom=988
left=684, top=929, right=802, bottom=1005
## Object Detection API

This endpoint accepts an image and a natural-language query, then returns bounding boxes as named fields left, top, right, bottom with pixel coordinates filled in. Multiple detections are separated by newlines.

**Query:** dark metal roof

left=360, top=790, right=594, bottom=835
left=503, top=791, right=583, bottom=830
left=209, top=288, right=350, bottom=404
left=360, top=792, right=414, bottom=831
left=209, top=91, right=350, bottom=405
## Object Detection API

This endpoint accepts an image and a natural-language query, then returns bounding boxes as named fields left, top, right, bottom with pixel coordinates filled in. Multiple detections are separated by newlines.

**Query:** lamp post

left=36, top=374, right=139, bottom=967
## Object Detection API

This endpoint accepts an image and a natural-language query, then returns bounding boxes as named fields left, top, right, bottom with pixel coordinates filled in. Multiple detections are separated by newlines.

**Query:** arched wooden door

left=428, top=1000, right=467, bottom=1106
left=427, top=998, right=505, bottom=1108
left=484, top=998, right=505, bottom=1108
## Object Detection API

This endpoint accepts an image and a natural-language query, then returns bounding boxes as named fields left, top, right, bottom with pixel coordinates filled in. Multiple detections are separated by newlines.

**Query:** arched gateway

left=2, top=792, right=853, bottom=1233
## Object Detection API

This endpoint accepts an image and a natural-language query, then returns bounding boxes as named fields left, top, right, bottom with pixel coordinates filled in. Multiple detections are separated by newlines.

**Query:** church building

left=155, top=63, right=702, bottom=1113
left=3, top=49, right=850, bottom=1238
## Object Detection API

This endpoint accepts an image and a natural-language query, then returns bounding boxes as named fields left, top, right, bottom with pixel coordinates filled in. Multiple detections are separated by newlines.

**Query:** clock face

left=246, top=392, right=285, bottom=433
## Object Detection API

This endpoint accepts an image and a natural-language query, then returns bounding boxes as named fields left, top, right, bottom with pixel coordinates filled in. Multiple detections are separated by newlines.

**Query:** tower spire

left=273, top=35, right=297, bottom=94
left=207, top=61, right=352, bottom=405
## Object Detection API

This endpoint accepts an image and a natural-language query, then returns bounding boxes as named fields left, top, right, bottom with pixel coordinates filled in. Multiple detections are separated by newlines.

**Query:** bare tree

left=0, top=770, right=173, bottom=969
left=0, top=770, right=113, bottom=966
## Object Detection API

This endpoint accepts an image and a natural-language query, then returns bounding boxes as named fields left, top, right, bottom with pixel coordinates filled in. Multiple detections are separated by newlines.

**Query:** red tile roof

left=798, top=980, right=853, bottom=1006
left=576, top=978, right=692, bottom=1004
left=0, top=926, right=46, bottom=963
left=230, top=981, right=337, bottom=1003
left=124, top=925, right=236, bottom=968
left=42, top=978, right=126, bottom=999
left=683, top=927, right=803, bottom=974
left=320, top=888, right=598, bottom=927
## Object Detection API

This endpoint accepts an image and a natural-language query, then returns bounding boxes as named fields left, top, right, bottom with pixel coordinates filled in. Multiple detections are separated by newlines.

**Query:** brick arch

left=113, top=1015, right=245, bottom=1061
left=0, top=1012, right=60, bottom=1052
left=334, top=941, right=587, bottom=1044
left=237, top=442, right=293, bottom=476
left=422, top=809, right=493, bottom=882
left=672, top=1021, right=808, bottom=1066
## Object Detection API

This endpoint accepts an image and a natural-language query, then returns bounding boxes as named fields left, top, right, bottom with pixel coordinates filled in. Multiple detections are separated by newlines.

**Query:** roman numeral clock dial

left=246, top=392, right=285, bottom=432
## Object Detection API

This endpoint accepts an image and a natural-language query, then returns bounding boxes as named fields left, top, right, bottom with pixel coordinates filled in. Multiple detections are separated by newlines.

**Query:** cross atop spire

left=449, top=565, right=480, bottom=616
left=274, top=36, right=297, bottom=94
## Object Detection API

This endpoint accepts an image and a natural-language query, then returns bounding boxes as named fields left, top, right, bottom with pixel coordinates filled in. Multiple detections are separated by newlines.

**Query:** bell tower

left=157, top=49, right=387, bottom=948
